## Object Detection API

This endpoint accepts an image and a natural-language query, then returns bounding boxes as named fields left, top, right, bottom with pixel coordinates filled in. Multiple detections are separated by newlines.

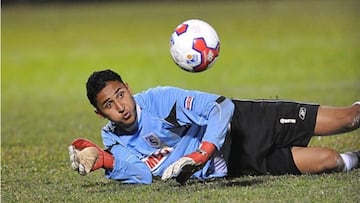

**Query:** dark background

left=2, top=0, right=238, bottom=5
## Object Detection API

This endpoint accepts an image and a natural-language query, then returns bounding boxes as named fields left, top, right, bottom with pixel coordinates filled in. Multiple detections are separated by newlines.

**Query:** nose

left=118, top=107, right=125, bottom=114
left=115, top=101, right=125, bottom=113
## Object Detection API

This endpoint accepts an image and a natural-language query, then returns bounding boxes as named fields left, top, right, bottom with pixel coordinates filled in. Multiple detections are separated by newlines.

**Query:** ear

left=94, top=109, right=105, bottom=119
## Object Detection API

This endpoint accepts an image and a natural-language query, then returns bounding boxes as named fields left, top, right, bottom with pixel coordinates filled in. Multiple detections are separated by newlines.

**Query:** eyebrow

left=101, top=87, right=122, bottom=106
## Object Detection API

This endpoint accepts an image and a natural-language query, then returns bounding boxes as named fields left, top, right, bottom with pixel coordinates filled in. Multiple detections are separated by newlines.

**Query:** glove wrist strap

left=198, top=141, right=216, bottom=158
left=102, top=151, right=114, bottom=170
left=186, top=141, right=216, bottom=164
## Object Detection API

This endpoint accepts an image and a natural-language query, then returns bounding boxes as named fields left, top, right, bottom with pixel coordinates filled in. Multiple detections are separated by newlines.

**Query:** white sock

left=340, top=152, right=359, bottom=172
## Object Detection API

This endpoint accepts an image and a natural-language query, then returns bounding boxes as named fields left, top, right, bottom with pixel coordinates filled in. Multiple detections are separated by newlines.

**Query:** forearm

left=106, top=145, right=153, bottom=184
left=161, top=98, right=234, bottom=184
left=202, top=98, right=234, bottom=149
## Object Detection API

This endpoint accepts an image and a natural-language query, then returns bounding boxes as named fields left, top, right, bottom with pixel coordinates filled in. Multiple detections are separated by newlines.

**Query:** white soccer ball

left=169, top=19, right=220, bottom=73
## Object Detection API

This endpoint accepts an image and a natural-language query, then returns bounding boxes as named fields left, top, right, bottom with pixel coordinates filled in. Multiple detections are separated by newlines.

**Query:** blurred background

left=3, top=0, right=220, bottom=4
left=2, top=0, right=359, bottom=202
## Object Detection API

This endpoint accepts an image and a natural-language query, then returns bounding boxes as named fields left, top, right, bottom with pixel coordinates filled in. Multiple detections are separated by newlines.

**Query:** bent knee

left=317, top=148, right=341, bottom=172
left=293, top=147, right=341, bottom=174
left=336, top=104, right=360, bottom=131
left=315, top=105, right=360, bottom=135
left=347, top=103, right=360, bottom=130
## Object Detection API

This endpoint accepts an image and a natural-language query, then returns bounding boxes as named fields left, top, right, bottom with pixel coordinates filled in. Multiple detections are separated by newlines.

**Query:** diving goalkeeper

left=69, top=69, right=360, bottom=184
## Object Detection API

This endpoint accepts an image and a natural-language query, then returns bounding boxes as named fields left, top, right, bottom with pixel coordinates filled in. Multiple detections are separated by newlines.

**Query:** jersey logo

left=144, top=134, right=161, bottom=148
left=299, top=107, right=307, bottom=120
left=280, top=118, right=296, bottom=124
left=184, top=96, right=194, bottom=110
left=142, top=147, right=173, bottom=172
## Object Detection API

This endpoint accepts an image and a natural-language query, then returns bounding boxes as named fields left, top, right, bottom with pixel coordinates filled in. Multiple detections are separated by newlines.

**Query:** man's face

left=95, top=80, right=137, bottom=129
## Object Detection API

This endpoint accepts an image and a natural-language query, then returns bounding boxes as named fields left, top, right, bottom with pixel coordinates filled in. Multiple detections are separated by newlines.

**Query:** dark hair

left=86, top=69, right=124, bottom=108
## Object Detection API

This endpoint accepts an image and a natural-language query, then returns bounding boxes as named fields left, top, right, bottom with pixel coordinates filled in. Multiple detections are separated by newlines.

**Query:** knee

left=317, top=148, right=341, bottom=172
left=348, top=102, right=360, bottom=130
left=338, top=103, right=360, bottom=131
left=315, top=104, right=360, bottom=135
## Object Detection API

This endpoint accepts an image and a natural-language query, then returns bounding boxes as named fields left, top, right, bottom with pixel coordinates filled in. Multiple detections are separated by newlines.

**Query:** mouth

left=123, top=111, right=131, bottom=120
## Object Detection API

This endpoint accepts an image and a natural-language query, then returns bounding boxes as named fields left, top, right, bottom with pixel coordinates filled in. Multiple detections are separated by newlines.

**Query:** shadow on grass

left=221, top=178, right=264, bottom=187
left=159, top=176, right=265, bottom=188
left=77, top=176, right=267, bottom=193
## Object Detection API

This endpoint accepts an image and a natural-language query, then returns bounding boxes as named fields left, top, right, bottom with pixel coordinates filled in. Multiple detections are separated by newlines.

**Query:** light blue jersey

left=101, top=86, right=235, bottom=184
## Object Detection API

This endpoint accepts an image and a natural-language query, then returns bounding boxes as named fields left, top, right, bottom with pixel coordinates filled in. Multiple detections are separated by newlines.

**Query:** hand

left=161, top=141, right=216, bottom=184
left=68, top=138, right=114, bottom=176
left=69, top=145, right=99, bottom=176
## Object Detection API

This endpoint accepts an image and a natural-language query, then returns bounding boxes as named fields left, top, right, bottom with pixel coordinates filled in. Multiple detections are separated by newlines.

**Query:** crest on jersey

left=144, top=134, right=161, bottom=148
left=184, top=96, right=194, bottom=110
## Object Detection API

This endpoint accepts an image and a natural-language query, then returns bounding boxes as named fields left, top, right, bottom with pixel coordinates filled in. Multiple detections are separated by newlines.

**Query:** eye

left=116, top=91, right=124, bottom=98
left=104, top=101, right=113, bottom=109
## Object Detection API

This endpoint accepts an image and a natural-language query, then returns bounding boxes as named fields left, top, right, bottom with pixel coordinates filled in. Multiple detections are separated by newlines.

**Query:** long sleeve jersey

left=100, top=86, right=235, bottom=184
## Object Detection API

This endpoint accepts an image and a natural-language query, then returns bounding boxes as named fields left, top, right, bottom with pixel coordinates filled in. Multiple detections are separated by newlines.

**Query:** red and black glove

left=161, top=141, right=216, bottom=184
left=68, top=138, right=114, bottom=176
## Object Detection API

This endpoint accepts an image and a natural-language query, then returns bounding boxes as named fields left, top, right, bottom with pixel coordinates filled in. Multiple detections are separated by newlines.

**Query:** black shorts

left=227, top=99, right=319, bottom=176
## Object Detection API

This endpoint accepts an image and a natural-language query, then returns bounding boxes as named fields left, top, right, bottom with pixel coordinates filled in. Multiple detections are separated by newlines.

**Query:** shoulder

left=102, top=121, right=116, bottom=133
left=134, top=86, right=188, bottom=102
left=137, top=86, right=187, bottom=94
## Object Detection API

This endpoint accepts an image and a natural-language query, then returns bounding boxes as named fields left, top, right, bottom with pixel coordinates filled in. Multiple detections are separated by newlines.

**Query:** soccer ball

left=169, top=19, right=220, bottom=73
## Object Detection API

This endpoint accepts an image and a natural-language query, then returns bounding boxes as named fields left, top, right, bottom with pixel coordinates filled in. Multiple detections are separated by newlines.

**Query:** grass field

left=2, top=0, right=360, bottom=202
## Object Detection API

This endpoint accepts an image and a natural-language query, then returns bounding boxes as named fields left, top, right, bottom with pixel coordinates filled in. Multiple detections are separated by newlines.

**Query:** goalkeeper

left=69, top=69, right=360, bottom=184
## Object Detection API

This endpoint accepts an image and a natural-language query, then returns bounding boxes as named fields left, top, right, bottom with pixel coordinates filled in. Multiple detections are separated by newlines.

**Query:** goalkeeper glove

left=68, top=138, right=114, bottom=176
left=161, top=141, right=216, bottom=184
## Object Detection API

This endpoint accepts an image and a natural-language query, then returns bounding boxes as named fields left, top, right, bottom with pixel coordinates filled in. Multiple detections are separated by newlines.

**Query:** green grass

left=2, top=1, right=360, bottom=202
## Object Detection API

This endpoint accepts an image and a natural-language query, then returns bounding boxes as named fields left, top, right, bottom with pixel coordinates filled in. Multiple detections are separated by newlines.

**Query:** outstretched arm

left=69, top=138, right=152, bottom=184
left=162, top=97, right=234, bottom=184
left=69, top=138, right=114, bottom=176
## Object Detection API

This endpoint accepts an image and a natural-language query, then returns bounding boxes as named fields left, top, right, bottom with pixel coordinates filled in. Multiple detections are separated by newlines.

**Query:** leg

left=292, top=146, right=343, bottom=173
left=292, top=102, right=360, bottom=174
left=314, top=102, right=360, bottom=136
left=292, top=146, right=360, bottom=173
